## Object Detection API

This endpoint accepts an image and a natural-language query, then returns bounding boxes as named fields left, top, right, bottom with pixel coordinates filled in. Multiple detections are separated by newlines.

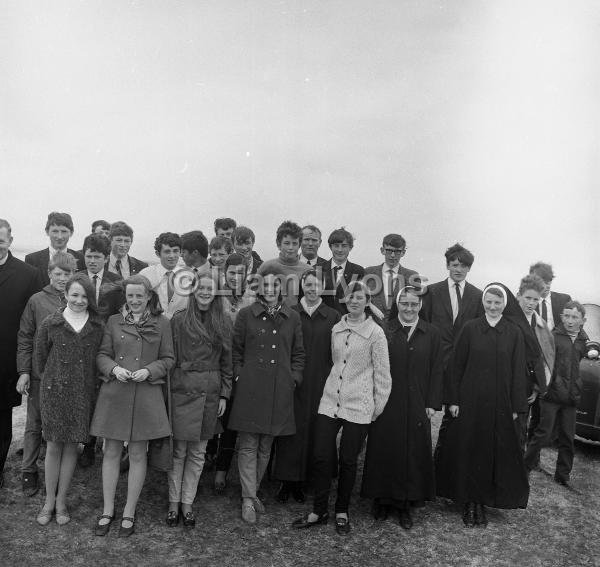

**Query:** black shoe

left=94, top=514, right=114, bottom=537
left=371, top=501, right=388, bottom=521
left=118, top=516, right=135, bottom=538
left=335, top=515, right=351, bottom=535
left=165, top=510, right=179, bottom=527
left=474, top=504, right=488, bottom=527
left=462, top=502, right=476, bottom=527
left=78, top=444, right=96, bottom=468
left=291, top=486, right=305, bottom=504
left=182, top=511, right=195, bottom=528
left=292, top=512, right=329, bottom=529
left=397, top=508, right=413, bottom=530
left=22, top=472, right=39, bottom=497
left=275, top=482, right=290, bottom=503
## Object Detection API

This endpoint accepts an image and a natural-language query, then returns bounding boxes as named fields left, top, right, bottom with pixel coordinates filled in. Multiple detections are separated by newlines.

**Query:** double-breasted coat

left=91, top=312, right=174, bottom=442
left=35, top=311, right=104, bottom=443
left=435, top=316, right=529, bottom=508
left=169, top=310, right=233, bottom=441
left=228, top=302, right=305, bottom=436
left=361, top=317, right=443, bottom=503
left=274, top=302, right=341, bottom=482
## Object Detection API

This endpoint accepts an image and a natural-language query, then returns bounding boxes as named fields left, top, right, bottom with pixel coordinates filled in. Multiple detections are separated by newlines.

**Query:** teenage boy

left=0, top=219, right=42, bottom=488
left=181, top=231, right=210, bottom=275
left=232, top=226, right=263, bottom=276
left=257, top=220, right=311, bottom=306
left=139, top=232, right=186, bottom=318
left=529, top=262, right=572, bottom=331
left=91, top=220, right=111, bottom=238
left=299, top=225, right=326, bottom=267
left=321, top=227, right=364, bottom=315
left=25, top=212, right=83, bottom=285
left=364, top=234, right=418, bottom=320
left=81, top=234, right=121, bottom=303
left=214, top=217, right=237, bottom=241
left=524, top=301, right=588, bottom=488
left=16, top=252, right=77, bottom=493
left=107, top=221, right=148, bottom=278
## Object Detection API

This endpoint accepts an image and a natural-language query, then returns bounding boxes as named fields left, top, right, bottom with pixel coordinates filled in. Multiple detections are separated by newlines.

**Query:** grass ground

left=1, top=405, right=599, bottom=567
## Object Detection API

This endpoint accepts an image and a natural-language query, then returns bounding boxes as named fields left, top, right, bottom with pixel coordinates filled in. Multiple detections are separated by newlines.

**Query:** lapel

left=440, top=281, right=453, bottom=321
left=0, top=252, right=18, bottom=288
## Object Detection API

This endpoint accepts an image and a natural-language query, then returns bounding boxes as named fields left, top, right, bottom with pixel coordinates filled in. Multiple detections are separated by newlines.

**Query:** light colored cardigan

left=318, top=315, right=391, bottom=424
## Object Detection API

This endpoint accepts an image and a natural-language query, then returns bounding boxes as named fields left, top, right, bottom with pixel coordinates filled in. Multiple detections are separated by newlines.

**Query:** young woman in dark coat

left=34, top=273, right=104, bottom=526
left=435, top=283, right=529, bottom=527
left=361, top=286, right=443, bottom=529
left=273, top=269, right=341, bottom=503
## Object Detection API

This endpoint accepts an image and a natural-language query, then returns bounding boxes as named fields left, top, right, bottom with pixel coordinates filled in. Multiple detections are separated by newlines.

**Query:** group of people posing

left=0, top=212, right=590, bottom=538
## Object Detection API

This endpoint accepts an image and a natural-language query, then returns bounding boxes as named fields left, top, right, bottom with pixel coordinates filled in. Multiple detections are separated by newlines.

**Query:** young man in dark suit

left=364, top=233, right=418, bottom=320
left=106, top=221, right=148, bottom=278
left=24, top=211, right=83, bottom=286
left=529, top=262, right=572, bottom=331
left=321, top=227, right=364, bottom=315
left=0, top=219, right=43, bottom=487
left=299, top=225, right=327, bottom=267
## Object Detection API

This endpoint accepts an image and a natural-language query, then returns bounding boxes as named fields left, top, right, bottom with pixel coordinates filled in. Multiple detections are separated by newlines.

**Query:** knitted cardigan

left=318, top=315, right=391, bottom=424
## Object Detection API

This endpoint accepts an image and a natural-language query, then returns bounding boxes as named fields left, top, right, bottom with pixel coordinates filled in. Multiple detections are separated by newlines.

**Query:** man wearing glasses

left=364, top=234, right=419, bottom=320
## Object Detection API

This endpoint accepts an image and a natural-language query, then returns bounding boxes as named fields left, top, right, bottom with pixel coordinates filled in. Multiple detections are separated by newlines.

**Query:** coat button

left=343, top=360, right=346, bottom=364
left=270, top=360, right=275, bottom=364
left=272, top=345, right=276, bottom=349
left=262, top=317, right=266, bottom=321
left=337, top=390, right=340, bottom=394
left=337, top=403, right=340, bottom=407
left=339, top=376, right=342, bottom=380
left=272, top=330, right=277, bottom=334
left=121, top=336, right=124, bottom=339
left=135, top=358, right=139, bottom=361
left=137, top=338, right=141, bottom=341
left=119, top=356, right=124, bottom=360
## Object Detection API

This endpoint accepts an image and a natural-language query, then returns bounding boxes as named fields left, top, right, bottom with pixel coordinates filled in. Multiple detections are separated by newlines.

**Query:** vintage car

left=576, top=303, right=600, bottom=443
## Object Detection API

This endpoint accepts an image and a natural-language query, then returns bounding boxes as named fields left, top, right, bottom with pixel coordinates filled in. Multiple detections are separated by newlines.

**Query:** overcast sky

left=3, top=1, right=599, bottom=301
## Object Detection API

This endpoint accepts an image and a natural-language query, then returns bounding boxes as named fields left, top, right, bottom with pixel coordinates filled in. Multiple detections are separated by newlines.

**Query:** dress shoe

left=291, top=485, right=305, bottom=504
left=166, top=510, right=180, bottom=527
left=275, top=482, right=290, bottom=503
left=94, top=514, right=114, bottom=536
left=241, top=502, right=256, bottom=524
left=22, top=472, right=39, bottom=497
left=118, top=516, right=136, bottom=537
left=182, top=511, right=196, bottom=528
left=371, top=501, right=388, bottom=521
left=335, top=515, right=351, bottom=535
left=56, top=508, right=71, bottom=526
left=36, top=507, right=54, bottom=526
left=78, top=444, right=95, bottom=468
left=462, top=502, right=476, bottom=527
left=292, top=512, right=329, bottom=529
left=397, top=508, right=413, bottom=530
left=474, top=504, right=488, bottom=527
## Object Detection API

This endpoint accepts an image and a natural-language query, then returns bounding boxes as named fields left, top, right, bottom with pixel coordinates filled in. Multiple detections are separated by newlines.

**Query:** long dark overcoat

left=91, top=312, right=174, bottom=442
left=274, top=302, right=340, bottom=482
left=36, top=311, right=104, bottom=442
left=0, top=253, right=42, bottom=411
left=169, top=310, right=233, bottom=441
left=228, top=302, right=305, bottom=436
left=435, top=316, right=530, bottom=508
left=361, top=317, right=443, bottom=502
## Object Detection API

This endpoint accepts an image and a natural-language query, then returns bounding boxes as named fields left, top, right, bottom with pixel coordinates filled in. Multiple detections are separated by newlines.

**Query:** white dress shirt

left=139, top=263, right=188, bottom=319
left=331, top=260, right=347, bottom=283
left=108, top=253, right=130, bottom=278
left=538, top=295, right=555, bottom=330
left=382, top=263, right=400, bottom=305
left=448, top=278, right=466, bottom=322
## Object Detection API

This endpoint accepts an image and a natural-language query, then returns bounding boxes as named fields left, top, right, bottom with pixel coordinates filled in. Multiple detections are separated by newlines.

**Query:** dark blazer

left=364, top=263, right=419, bottom=320
left=249, top=250, right=263, bottom=275
left=536, top=291, right=572, bottom=325
left=321, top=259, right=365, bottom=315
left=78, top=269, right=123, bottom=318
left=25, top=248, right=84, bottom=286
left=0, top=252, right=43, bottom=410
left=128, top=255, right=148, bottom=276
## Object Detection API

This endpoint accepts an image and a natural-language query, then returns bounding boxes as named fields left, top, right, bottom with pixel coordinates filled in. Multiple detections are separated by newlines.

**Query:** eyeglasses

left=383, top=248, right=405, bottom=256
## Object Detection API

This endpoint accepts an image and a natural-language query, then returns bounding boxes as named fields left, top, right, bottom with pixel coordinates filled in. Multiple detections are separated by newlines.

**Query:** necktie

left=115, top=258, right=122, bottom=277
left=531, top=315, right=536, bottom=332
left=306, top=259, right=312, bottom=266
left=454, top=282, right=462, bottom=307
left=541, top=299, right=548, bottom=322
left=166, top=271, right=174, bottom=302
left=333, top=265, right=342, bottom=282
left=93, top=274, right=99, bottom=302
left=386, top=269, right=394, bottom=308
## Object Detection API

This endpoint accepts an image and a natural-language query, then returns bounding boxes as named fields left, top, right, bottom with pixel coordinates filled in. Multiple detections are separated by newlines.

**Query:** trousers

left=22, top=379, right=42, bottom=474
left=237, top=432, right=274, bottom=499
left=167, top=439, right=209, bottom=505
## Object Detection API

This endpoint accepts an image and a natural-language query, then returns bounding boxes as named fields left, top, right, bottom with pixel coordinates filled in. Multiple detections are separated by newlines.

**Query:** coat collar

left=553, top=322, right=589, bottom=343
left=250, top=301, right=291, bottom=319
left=335, top=314, right=378, bottom=339
left=479, top=315, right=507, bottom=334
left=293, top=301, right=330, bottom=319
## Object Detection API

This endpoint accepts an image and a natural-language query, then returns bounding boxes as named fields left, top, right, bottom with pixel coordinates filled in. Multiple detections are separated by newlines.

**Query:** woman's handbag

left=148, top=371, right=174, bottom=472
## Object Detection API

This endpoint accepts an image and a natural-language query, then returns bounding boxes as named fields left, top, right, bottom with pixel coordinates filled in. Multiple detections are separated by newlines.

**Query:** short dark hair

left=214, top=217, right=237, bottom=234
left=65, top=273, right=98, bottom=315
left=209, top=236, right=233, bottom=253
left=518, top=274, right=546, bottom=296
left=45, top=212, right=74, bottom=232
left=382, top=234, right=406, bottom=250
left=232, top=226, right=255, bottom=244
left=445, top=243, right=474, bottom=267
left=529, top=262, right=554, bottom=284
left=563, top=300, right=585, bottom=317
left=83, top=233, right=111, bottom=257
left=48, top=251, right=78, bottom=273
left=301, top=268, right=324, bottom=285
left=154, top=232, right=182, bottom=254
left=225, top=252, right=248, bottom=271
left=276, top=220, right=303, bottom=246
left=109, top=221, right=134, bottom=239
left=327, top=227, right=354, bottom=248
left=91, top=219, right=111, bottom=232
left=302, top=225, right=322, bottom=238
left=181, top=230, right=208, bottom=258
